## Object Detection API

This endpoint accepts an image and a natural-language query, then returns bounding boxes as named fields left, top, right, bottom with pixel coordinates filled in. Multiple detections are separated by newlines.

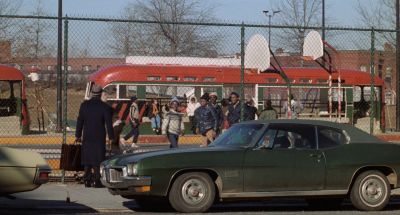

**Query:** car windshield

left=210, top=124, right=264, bottom=147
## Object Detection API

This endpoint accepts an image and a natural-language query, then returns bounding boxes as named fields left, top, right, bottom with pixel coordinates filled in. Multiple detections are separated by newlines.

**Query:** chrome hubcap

left=181, top=179, right=206, bottom=205
left=361, top=177, right=385, bottom=206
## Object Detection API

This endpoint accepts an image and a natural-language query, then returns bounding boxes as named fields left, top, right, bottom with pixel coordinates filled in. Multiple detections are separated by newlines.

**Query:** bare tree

left=272, top=0, right=322, bottom=54
left=0, top=0, right=22, bottom=41
left=14, top=0, right=54, bottom=59
left=357, top=0, right=395, bottom=46
left=110, top=0, right=220, bottom=57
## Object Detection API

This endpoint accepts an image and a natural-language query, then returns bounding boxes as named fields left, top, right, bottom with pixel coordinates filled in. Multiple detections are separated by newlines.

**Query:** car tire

left=350, top=170, right=390, bottom=211
left=168, top=172, right=215, bottom=213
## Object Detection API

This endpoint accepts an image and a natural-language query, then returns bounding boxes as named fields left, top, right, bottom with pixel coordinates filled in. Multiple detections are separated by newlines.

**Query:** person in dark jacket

left=75, top=84, right=114, bottom=188
left=243, top=99, right=258, bottom=121
left=209, top=92, right=224, bottom=136
left=195, top=94, right=218, bottom=147
left=227, top=92, right=241, bottom=127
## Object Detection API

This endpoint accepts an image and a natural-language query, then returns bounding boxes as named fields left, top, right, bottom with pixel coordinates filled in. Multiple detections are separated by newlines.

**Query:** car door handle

left=309, top=153, right=322, bottom=159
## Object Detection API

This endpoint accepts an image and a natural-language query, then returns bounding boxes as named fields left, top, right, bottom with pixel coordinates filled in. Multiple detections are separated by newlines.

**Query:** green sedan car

left=0, top=147, right=51, bottom=195
left=101, top=120, right=400, bottom=212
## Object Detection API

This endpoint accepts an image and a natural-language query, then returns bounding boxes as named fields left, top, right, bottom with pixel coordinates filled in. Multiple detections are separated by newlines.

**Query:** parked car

left=101, top=120, right=400, bottom=212
left=0, top=147, right=51, bottom=195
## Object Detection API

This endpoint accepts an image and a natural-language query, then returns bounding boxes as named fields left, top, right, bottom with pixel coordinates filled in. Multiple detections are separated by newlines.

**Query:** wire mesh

left=0, top=15, right=396, bottom=179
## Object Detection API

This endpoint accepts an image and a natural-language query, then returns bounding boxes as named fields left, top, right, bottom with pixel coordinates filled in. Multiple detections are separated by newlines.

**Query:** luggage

left=59, top=141, right=84, bottom=171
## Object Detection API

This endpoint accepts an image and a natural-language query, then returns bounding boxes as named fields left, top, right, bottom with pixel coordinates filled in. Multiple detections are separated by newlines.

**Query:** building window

left=385, top=67, right=392, bottom=78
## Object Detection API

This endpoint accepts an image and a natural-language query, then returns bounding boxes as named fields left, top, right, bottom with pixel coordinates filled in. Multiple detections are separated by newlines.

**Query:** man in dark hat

left=195, top=93, right=218, bottom=147
left=75, top=84, right=114, bottom=188
left=120, top=96, right=140, bottom=148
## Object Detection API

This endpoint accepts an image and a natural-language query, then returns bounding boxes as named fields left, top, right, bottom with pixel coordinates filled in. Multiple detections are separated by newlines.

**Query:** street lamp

left=263, top=10, right=281, bottom=48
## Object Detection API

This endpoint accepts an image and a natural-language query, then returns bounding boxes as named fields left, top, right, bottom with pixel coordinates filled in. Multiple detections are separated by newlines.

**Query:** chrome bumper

left=101, top=166, right=151, bottom=189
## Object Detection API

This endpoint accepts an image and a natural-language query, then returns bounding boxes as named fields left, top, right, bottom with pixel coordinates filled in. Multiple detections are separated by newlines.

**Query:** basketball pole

left=396, top=0, right=400, bottom=131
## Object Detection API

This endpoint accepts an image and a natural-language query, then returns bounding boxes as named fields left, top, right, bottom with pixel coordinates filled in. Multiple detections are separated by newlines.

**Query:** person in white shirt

left=186, top=96, right=200, bottom=134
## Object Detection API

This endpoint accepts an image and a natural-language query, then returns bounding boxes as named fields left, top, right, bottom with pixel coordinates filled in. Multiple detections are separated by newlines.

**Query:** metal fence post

left=240, top=23, right=245, bottom=121
left=61, top=16, right=68, bottom=183
left=370, top=28, right=375, bottom=134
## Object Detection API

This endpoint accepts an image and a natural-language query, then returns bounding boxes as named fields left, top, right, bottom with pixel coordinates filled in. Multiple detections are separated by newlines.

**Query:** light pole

left=263, top=10, right=281, bottom=48
left=56, top=0, right=63, bottom=132
left=322, top=0, right=325, bottom=41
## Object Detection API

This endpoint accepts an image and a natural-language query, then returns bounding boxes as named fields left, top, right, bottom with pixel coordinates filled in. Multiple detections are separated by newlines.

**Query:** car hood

left=0, top=147, right=48, bottom=167
left=103, top=146, right=245, bottom=166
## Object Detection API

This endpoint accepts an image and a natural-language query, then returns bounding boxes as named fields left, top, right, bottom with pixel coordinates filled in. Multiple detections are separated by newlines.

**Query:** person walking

left=227, top=92, right=241, bottom=127
left=285, top=94, right=303, bottom=119
left=186, top=96, right=200, bottom=134
left=149, top=98, right=161, bottom=134
left=162, top=97, right=185, bottom=148
left=195, top=94, right=218, bottom=147
left=209, top=92, right=224, bottom=136
left=75, top=84, right=114, bottom=188
left=120, top=96, right=140, bottom=148
left=258, top=99, right=278, bottom=120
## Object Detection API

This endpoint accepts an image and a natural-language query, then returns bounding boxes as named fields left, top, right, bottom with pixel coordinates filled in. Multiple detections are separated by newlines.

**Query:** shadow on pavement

left=121, top=198, right=400, bottom=213
left=0, top=198, right=97, bottom=214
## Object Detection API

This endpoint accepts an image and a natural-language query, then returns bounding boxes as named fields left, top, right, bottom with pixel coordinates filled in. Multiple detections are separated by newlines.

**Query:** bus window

left=363, top=87, right=380, bottom=102
left=12, top=81, right=21, bottom=98
left=103, top=84, right=117, bottom=100
left=0, top=81, right=11, bottom=99
left=184, top=76, right=197, bottom=81
left=353, top=86, right=362, bottom=102
left=119, top=85, right=137, bottom=99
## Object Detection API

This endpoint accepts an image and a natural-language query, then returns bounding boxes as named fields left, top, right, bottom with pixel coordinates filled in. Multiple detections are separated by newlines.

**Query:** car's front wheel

left=169, top=172, right=215, bottom=213
left=350, top=170, right=390, bottom=211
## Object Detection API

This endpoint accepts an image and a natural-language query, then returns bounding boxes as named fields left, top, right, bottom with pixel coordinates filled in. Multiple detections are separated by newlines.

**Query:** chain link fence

left=0, top=15, right=397, bottom=180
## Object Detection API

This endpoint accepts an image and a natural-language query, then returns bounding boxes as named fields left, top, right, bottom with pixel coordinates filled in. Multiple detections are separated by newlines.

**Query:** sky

left=17, top=0, right=369, bottom=28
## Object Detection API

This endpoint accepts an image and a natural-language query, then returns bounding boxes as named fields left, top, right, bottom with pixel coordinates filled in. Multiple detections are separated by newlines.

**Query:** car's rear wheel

left=350, top=170, right=390, bottom=211
left=168, top=172, right=215, bottom=213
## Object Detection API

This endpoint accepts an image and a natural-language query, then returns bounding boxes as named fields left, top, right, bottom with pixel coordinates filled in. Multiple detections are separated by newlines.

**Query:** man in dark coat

left=209, top=92, right=224, bottom=136
left=75, top=84, right=114, bottom=188
left=227, top=92, right=241, bottom=127
left=195, top=94, right=218, bottom=147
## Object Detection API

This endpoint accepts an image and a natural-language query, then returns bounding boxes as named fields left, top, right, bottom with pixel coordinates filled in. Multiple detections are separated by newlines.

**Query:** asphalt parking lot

left=1, top=183, right=400, bottom=215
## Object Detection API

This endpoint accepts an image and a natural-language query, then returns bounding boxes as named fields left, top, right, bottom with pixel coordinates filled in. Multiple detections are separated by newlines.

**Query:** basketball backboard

left=245, top=34, right=270, bottom=71
left=303, top=31, right=323, bottom=60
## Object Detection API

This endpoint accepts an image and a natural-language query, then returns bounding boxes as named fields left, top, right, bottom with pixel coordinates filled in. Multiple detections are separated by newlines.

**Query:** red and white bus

left=86, top=63, right=384, bottom=132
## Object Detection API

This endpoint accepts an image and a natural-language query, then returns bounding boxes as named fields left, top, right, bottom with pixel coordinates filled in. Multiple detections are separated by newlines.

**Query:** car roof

left=239, top=119, right=384, bottom=144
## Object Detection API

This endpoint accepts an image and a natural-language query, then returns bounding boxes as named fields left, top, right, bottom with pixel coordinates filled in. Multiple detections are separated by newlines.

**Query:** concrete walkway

left=0, top=183, right=137, bottom=213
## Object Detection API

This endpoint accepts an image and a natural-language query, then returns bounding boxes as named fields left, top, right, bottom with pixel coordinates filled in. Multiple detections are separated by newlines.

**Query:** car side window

left=270, top=124, right=316, bottom=150
left=317, top=127, right=348, bottom=149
